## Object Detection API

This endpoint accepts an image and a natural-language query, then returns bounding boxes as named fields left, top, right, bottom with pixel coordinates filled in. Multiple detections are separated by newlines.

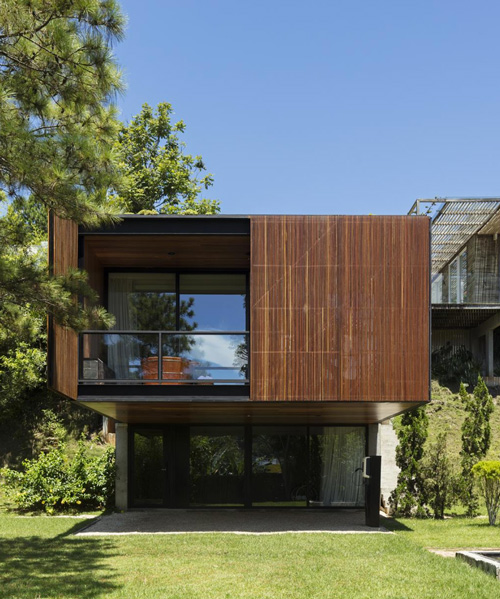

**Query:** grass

left=2, top=512, right=500, bottom=599
left=386, top=516, right=500, bottom=549
left=400, top=380, right=500, bottom=460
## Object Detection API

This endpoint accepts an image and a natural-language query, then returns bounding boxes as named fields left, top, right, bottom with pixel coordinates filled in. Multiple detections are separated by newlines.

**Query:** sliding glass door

left=129, top=425, right=366, bottom=508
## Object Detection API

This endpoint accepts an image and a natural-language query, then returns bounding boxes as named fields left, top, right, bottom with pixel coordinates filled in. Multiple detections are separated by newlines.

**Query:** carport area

left=76, top=509, right=390, bottom=535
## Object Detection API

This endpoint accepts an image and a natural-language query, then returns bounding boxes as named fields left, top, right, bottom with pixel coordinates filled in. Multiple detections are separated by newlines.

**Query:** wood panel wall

left=48, top=213, right=78, bottom=399
left=250, top=215, right=430, bottom=402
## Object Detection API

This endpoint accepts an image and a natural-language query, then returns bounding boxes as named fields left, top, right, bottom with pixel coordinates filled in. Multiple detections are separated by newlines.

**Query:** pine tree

left=389, top=406, right=429, bottom=517
left=460, top=377, right=494, bottom=516
left=0, top=0, right=125, bottom=332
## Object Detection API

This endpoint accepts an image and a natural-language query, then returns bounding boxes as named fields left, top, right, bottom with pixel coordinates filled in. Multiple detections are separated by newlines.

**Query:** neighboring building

left=410, top=198, right=500, bottom=383
left=48, top=213, right=430, bottom=512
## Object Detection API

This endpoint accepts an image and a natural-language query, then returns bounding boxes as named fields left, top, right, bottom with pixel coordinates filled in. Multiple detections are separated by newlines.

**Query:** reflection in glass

left=252, top=427, right=308, bottom=506
left=108, top=273, right=177, bottom=330
left=310, top=427, right=365, bottom=507
left=133, top=431, right=164, bottom=506
left=81, top=333, right=248, bottom=383
left=190, top=427, right=245, bottom=506
left=162, top=333, right=248, bottom=382
left=82, top=333, right=158, bottom=380
left=179, top=273, right=246, bottom=331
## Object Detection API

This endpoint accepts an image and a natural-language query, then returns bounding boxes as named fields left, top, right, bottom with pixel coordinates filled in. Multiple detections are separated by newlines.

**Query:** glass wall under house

left=309, top=427, right=365, bottom=507
left=252, top=427, right=308, bottom=506
left=129, top=425, right=366, bottom=509
left=80, top=272, right=248, bottom=384
left=189, top=426, right=245, bottom=507
left=132, top=430, right=165, bottom=506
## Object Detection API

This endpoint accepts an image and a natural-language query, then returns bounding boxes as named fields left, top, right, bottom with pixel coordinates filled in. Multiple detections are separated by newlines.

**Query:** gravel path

left=76, top=509, right=391, bottom=536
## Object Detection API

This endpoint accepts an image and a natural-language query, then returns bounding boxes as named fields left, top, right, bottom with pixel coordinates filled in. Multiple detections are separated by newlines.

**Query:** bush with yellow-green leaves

left=471, top=460, right=500, bottom=526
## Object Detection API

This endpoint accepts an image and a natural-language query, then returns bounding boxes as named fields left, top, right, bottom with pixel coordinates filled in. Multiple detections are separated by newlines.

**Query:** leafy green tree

left=0, top=0, right=125, bottom=332
left=109, top=102, right=220, bottom=214
left=389, top=407, right=429, bottom=517
left=460, top=377, right=494, bottom=516
left=472, top=460, right=500, bottom=526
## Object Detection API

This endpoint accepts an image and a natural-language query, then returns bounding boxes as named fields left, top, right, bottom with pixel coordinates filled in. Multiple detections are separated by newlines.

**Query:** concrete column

left=115, top=423, right=128, bottom=511
left=379, top=420, right=400, bottom=503
left=487, top=329, right=494, bottom=377
left=367, top=423, right=381, bottom=456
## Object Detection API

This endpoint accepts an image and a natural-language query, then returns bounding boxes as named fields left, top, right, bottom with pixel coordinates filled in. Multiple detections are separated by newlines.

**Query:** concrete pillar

left=115, top=423, right=128, bottom=510
left=367, top=423, right=381, bottom=456
left=379, top=420, right=400, bottom=503
left=487, top=329, right=494, bottom=377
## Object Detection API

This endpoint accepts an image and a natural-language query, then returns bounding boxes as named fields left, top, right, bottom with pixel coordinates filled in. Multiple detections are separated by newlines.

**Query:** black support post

left=365, top=456, right=381, bottom=528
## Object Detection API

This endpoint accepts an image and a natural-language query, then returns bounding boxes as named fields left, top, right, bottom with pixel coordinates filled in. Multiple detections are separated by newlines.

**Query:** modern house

left=48, top=213, right=430, bottom=515
left=410, top=198, right=500, bottom=383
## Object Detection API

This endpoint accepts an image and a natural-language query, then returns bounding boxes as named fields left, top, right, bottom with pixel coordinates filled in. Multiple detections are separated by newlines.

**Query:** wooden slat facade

left=250, top=215, right=430, bottom=402
left=48, top=214, right=78, bottom=399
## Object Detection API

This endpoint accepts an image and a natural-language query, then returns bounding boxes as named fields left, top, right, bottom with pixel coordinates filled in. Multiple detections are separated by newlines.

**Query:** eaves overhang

left=79, top=214, right=251, bottom=236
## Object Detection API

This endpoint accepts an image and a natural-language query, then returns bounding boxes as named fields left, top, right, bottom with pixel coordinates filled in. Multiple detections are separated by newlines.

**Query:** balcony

left=79, top=331, right=249, bottom=385
left=432, top=272, right=500, bottom=306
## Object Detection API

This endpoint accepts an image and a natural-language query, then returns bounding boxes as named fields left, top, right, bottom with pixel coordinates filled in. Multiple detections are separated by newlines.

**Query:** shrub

left=389, top=406, right=429, bottom=517
left=422, top=433, right=458, bottom=519
left=431, top=344, right=480, bottom=389
left=460, top=378, right=494, bottom=516
left=471, top=460, right=500, bottom=526
left=1, top=438, right=115, bottom=514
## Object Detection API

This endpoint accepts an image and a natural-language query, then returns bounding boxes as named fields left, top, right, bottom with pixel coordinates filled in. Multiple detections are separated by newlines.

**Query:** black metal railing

left=78, top=331, right=249, bottom=385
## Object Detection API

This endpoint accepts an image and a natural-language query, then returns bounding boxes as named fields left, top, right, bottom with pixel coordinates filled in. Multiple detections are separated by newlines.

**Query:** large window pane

left=190, top=426, right=245, bottom=506
left=252, top=426, right=308, bottom=506
left=132, top=430, right=164, bottom=506
left=309, top=427, right=365, bottom=507
left=179, top=274, right=246, bottom=332
left=82, top=332, right=159, bottom=381
left=108, top=273, right=176, bottom=330
left=161, top=333, right=248, bottom=383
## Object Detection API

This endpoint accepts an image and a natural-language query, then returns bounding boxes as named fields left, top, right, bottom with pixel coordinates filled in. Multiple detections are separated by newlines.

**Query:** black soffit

left=79, top=215, right=251, bottom=236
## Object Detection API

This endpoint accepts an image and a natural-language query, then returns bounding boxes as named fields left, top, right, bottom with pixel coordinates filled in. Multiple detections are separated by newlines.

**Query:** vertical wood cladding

left=250, top=215, right=430, bottom=402
left=48, top=214, right=78, bottom=399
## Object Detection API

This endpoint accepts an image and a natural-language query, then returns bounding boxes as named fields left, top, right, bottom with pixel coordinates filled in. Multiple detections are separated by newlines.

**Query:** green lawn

left=1, top=513, right=500, bottom=599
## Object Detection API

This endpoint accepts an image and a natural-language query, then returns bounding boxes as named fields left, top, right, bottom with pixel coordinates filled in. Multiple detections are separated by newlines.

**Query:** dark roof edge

left=80, top=215, right=251, bottom=236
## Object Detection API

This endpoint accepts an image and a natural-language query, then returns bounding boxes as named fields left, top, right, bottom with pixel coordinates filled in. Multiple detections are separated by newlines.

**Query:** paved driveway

left=76, top=509, right=390, bottom=535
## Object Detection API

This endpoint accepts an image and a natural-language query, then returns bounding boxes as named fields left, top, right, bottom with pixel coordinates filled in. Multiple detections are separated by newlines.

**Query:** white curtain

left=320, top=427, right=365, bottom=507
left=107, top=275, right=137, bottom=379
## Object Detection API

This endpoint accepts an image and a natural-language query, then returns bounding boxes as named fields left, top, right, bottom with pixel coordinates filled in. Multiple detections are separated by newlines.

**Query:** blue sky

left=114, top=0, right=500, bottom=215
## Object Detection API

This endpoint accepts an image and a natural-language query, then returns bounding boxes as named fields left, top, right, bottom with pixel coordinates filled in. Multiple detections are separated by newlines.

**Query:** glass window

left=448, top=251, right=467, bottom=304
left=108, top=273, right=176, bottom=330
left=132, top=430, right=165, bottom=506
left=449, top=260, right=458, bottom=303
left=309, top=427, right=365, bottom=507
left=460, top=250, right=467, bottom=303
left=179, top=274, right=246, bottom=331
left=251, top=426, right=308, bottom=506
left=189, top=426, right=245, bottom=506
left=105, top=272, right=248, bottom=384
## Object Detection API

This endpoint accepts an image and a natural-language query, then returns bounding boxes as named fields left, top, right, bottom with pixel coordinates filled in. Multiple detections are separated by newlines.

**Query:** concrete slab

left=76, top=509, right=391, bottom=536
